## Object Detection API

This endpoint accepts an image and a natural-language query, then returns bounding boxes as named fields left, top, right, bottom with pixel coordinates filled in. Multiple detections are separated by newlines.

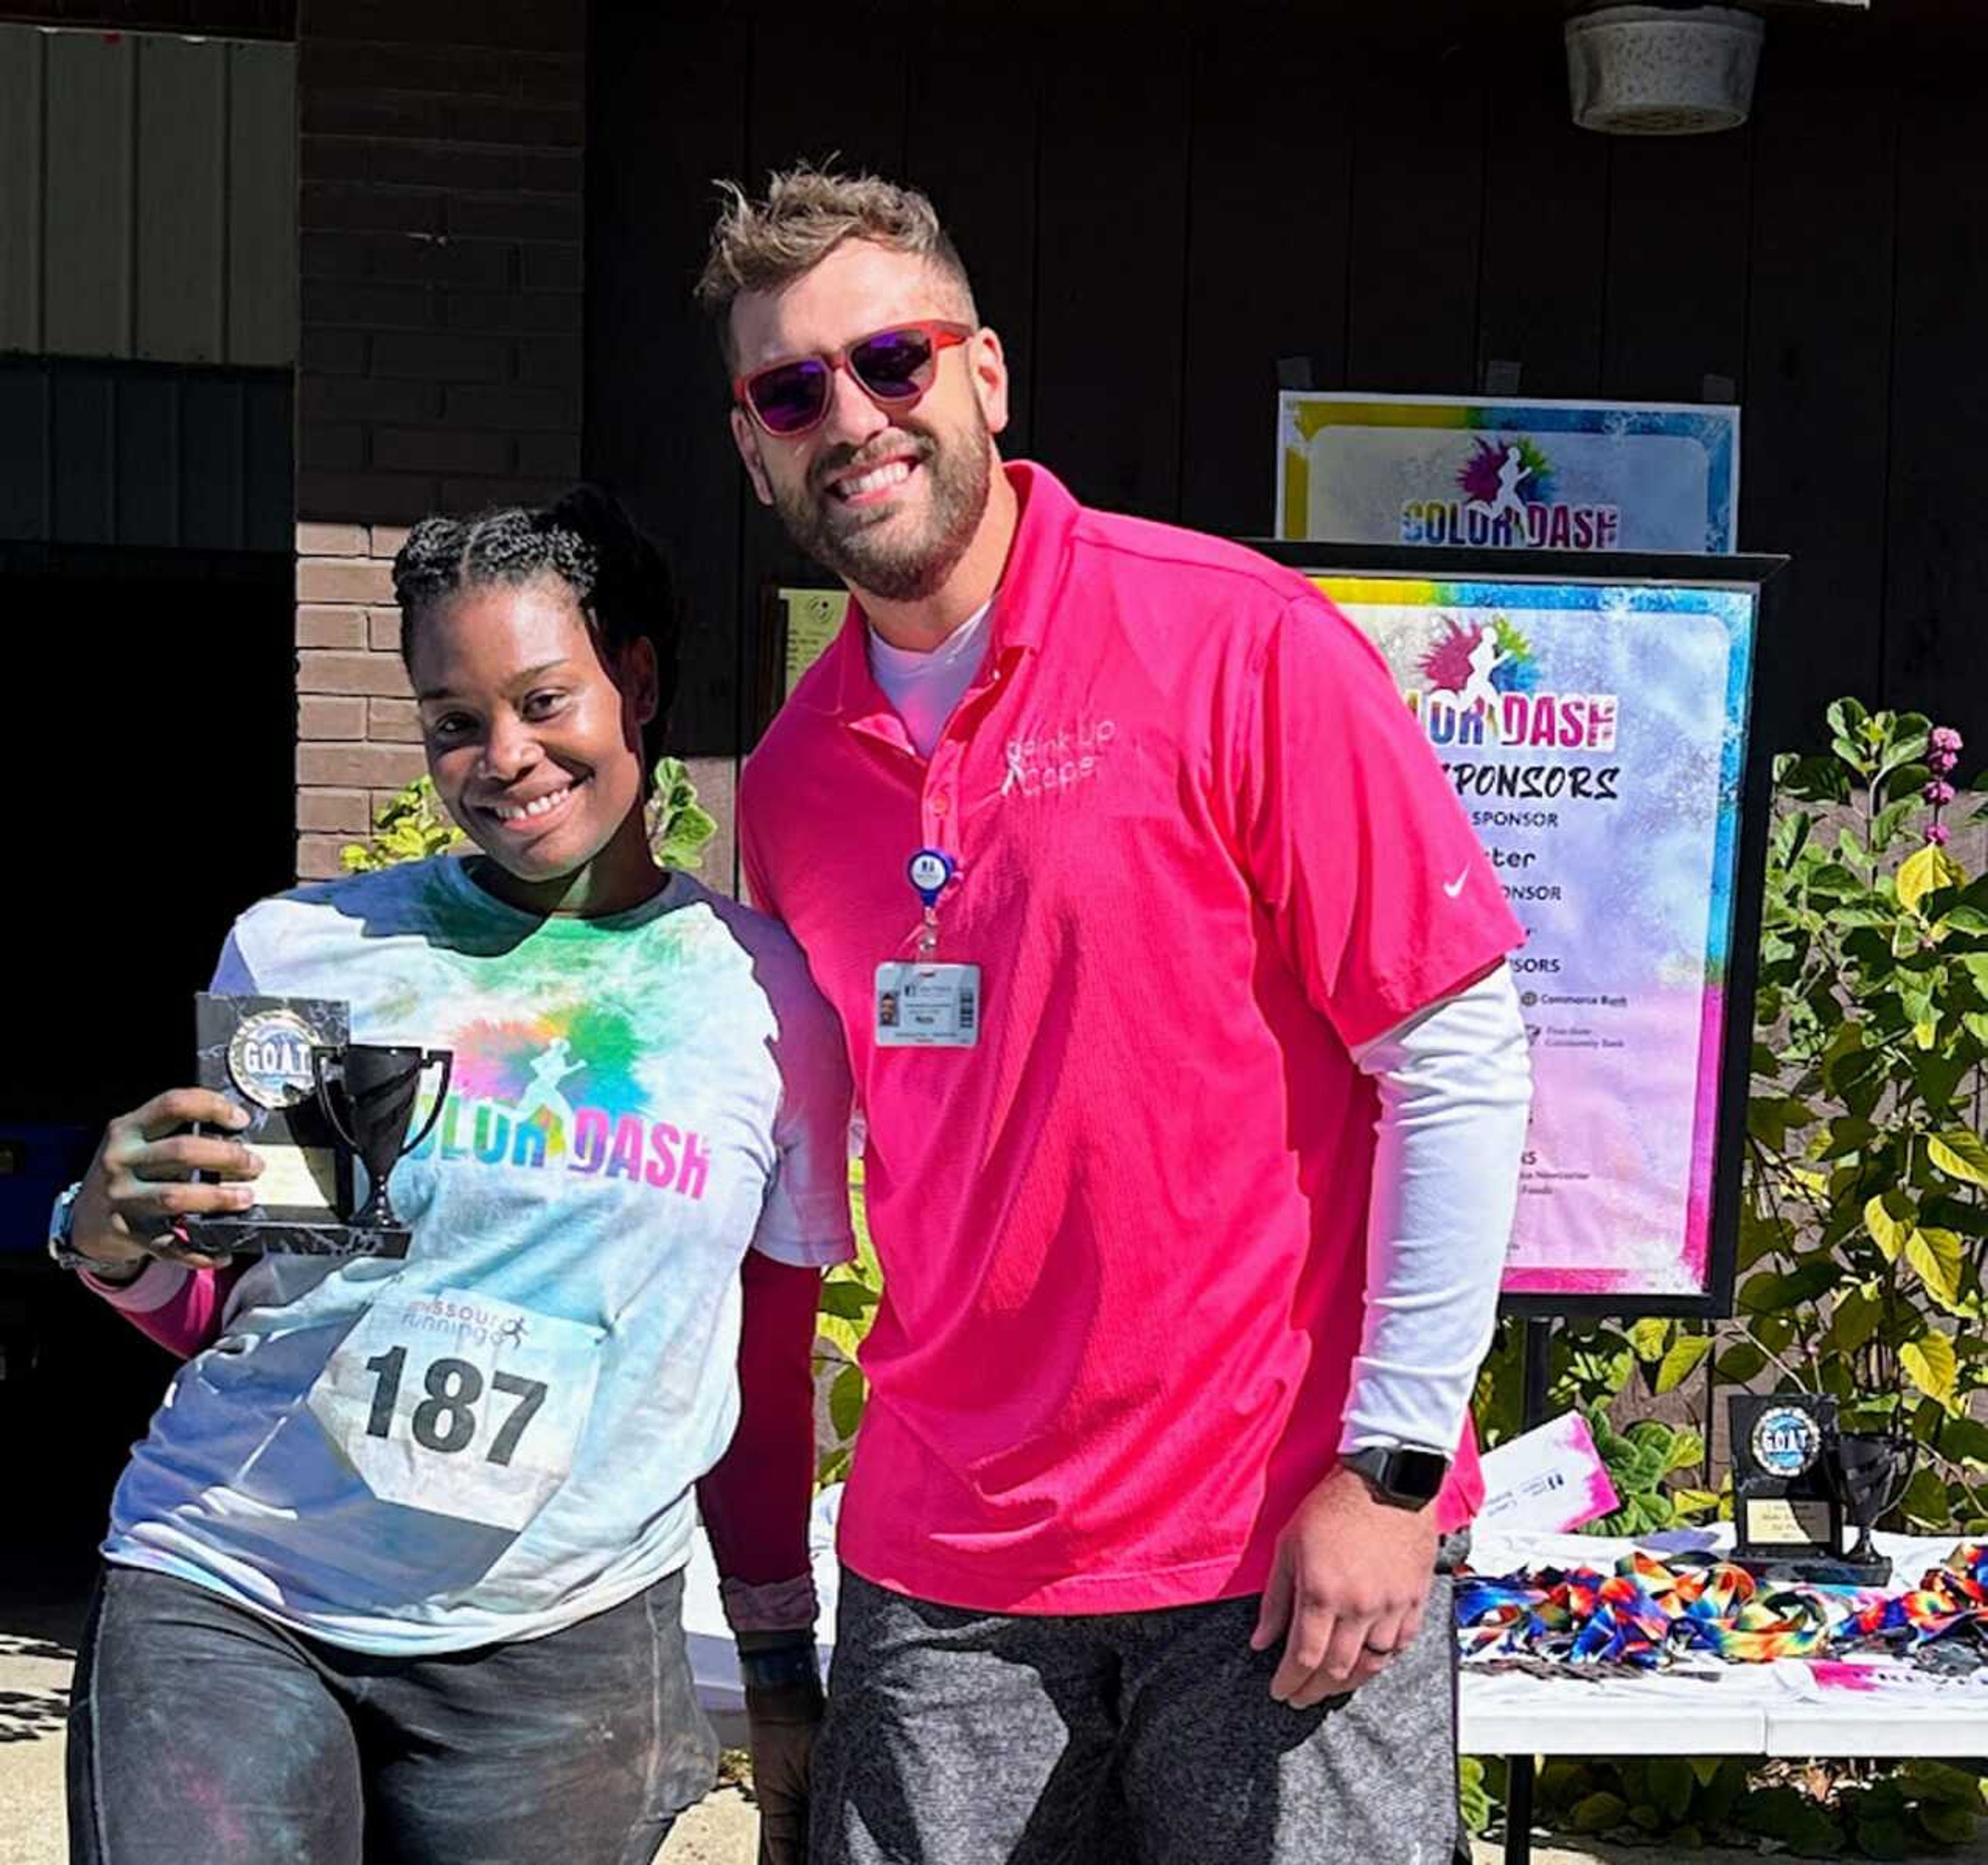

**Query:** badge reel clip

left=875, top=849, right=980, bottom=1048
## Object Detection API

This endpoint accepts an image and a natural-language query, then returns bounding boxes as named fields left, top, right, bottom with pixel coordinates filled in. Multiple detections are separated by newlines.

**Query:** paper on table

left=1476, top=1411, right=1619, bottom=1533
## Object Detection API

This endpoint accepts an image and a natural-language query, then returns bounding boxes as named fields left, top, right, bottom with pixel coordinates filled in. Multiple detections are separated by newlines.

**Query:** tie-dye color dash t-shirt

left=103, top=856, right=854, bottom=1655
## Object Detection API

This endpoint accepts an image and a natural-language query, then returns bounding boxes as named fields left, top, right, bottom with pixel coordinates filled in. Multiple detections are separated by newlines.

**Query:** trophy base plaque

left=183, top=993, right=373, bottom=1258
left=1736, top=1550, right=1894, bottom=1589
left=182, top=1215, right=412, bottom=1261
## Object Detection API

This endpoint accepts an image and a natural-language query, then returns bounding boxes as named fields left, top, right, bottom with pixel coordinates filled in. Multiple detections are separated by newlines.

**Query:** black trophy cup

left=312, top=1044, right=452, bottom=1256
left=1826, top=1430, right=1916, bottom=1589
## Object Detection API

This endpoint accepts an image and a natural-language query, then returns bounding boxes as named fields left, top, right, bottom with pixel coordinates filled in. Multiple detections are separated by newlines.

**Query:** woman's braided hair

left=391, top=484, right=679, bottom=733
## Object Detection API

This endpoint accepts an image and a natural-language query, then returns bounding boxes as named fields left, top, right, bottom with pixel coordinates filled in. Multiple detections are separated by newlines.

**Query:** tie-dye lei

left=1455, top=1542, right=1988, bottom=1670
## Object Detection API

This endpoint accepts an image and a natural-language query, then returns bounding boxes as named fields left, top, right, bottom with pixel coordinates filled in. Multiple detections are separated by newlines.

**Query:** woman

left=51, top=489, right=844, bottom=1863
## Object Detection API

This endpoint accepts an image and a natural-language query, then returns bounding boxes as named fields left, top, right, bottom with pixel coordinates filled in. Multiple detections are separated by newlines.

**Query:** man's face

left=727, top=240, right=1010, bottom=601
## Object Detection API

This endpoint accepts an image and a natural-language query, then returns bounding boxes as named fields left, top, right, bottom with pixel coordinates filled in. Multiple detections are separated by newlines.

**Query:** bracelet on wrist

left=738, top=1639, right=821, bottom=1692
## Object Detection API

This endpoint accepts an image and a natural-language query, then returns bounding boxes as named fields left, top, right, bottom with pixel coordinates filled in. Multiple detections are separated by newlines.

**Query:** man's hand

left=1249, top=1463, right=1438, bottom=1708
left=744, top=1678, right=823, bottom=1865
left=70, top=1089, right=260, bottom=1270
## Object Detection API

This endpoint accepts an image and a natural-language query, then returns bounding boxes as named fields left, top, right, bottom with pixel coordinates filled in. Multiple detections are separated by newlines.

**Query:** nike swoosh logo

left=1443, top=868, right=1469, bottom=899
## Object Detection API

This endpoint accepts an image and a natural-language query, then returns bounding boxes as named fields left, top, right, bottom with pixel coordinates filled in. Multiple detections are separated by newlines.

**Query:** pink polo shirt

left=741, top=463, right=1523, bottom=1614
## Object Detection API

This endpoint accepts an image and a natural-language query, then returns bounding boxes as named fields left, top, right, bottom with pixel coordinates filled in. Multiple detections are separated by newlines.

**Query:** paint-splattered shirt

left=101, top=856, right=854, bottom=1655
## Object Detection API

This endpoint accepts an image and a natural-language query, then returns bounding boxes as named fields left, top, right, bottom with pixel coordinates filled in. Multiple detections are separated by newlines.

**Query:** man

left=700, top=167, right=1533, bottom=1864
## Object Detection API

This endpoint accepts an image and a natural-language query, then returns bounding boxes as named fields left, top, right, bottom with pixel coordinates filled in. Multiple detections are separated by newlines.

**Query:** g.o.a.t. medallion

left=1749, top=1403, right=1822, bottom=1482
left=226, top=1007, right=324, bottom=1110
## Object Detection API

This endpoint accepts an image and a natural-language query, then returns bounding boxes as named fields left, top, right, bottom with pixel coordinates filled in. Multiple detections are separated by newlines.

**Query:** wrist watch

left=46, top=1180, right=95, bottom=1273
left=46, top=1181, right=144, bottom=1283
left=1340, top=1443, right=1451, bottom=1508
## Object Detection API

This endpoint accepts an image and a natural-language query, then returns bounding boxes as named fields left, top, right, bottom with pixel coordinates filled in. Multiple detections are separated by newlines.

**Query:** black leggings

left=67, top=1564, right=718, bottom=1865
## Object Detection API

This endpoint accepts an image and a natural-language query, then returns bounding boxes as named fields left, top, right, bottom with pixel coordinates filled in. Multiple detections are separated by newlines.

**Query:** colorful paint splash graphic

left=421, top=1004, right=650, bottom=1162
left=1457, top=435, right=1556, bottom=508
left=1419, top=615, right=1541, bottom=698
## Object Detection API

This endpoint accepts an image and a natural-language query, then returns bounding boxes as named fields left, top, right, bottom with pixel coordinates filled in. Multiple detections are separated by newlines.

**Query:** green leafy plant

left=814, top=1159, right=882, bottom=1487
left=1737, top=703, right=1988, bottom=1530
left=1500, top=1754, right=1988, bottom=1857
left=647, top=757, right=719, bottom=871
left=1466, top=702, right=1986, bottom=1855
left=1586, top=1412, right=1712, bottom=1537
left=1473, top=1314, right=1645, bottom=1453
left=340, top=775, right=465, bottom=872
left=340, top=756, right=719, bottom=875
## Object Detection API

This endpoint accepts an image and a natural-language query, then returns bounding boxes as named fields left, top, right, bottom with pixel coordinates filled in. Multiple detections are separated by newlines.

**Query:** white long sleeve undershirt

left=1340, top=962, right=1532, bottom=1455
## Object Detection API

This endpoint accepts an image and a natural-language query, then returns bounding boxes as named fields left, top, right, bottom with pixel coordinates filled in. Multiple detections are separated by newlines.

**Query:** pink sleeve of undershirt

left=695, top=1251, right=821, bottom=1627
left=82, top=1258, right=246, bottom=1358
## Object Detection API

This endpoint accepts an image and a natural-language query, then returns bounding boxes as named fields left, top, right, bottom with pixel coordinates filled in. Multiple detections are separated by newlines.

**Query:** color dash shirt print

left=104, top=857, right=854, bottom=1656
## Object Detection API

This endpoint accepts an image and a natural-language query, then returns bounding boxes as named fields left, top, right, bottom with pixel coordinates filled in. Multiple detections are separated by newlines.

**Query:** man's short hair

left=696, top=164, right=977, bottom=365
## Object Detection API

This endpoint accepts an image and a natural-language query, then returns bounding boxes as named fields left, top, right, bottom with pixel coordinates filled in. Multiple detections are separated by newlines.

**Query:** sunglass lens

left=851, top=328, right=937, bottom=401
left=750, top=360, right=828, bottom=434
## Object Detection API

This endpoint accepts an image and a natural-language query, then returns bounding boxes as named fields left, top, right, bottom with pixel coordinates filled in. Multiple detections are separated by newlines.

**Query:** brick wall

left=294, top=520, right=422, bottom=875
left=293, top=0, right=583, bottom=879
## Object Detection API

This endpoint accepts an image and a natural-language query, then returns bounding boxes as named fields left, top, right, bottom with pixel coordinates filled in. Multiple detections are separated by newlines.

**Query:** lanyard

left=1455, top=1541, right=1988, bottom=1669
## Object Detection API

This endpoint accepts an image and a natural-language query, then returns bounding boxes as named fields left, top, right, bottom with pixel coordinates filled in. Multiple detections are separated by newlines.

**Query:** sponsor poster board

left=1270, top=549, right=1779, bottom=1317
left=1276, top=394, right=1740, bottom=555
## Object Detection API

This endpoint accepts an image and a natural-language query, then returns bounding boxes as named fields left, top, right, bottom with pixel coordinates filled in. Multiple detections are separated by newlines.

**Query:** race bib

left=308, top=1286, right=604, bottom=1532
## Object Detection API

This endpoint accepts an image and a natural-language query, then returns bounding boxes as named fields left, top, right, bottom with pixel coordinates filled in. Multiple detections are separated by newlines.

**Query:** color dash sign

left=1277, top=395, right=1739, bottom=555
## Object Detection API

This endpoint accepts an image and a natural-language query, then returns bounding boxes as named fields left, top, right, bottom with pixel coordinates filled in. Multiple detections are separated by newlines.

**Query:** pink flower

left=1927, top=823, right=1952, bottom=846
left=1931, top=726, right=1964, bottom=753
left=1926, top=780, right=1958, bottom=805
left=1929, top=749, right=1958, bottom=774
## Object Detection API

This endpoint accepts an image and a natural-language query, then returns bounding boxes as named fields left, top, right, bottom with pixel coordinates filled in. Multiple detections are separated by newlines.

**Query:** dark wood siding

left=0, top=357, right=294, bottom=552
left=587, top=1, right=1988, bottom=774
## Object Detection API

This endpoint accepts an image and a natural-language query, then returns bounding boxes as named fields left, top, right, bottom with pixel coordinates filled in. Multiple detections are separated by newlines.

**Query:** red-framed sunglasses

left=734, top=320, right=975, bottom=438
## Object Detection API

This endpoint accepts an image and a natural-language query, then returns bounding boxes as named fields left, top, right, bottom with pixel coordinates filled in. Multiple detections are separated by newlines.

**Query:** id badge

left=308, top=1285, right=604, bottom=1531
left=875, top=962, right=981, bottom=1048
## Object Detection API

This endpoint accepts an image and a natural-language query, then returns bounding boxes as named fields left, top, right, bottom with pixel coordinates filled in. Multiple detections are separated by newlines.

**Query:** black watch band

left=1341, top=1444, right=1451, bottom=1508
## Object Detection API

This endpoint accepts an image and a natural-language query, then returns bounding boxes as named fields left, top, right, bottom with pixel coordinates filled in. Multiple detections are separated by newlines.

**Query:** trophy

left=310, top=1043, right=452, bottom=1254
left=1826, top=1430, right=1916, bottom=1588
left=1730, top=1393, right=1901, bottom=1587
left=183, top=994, right=449, bottom=1260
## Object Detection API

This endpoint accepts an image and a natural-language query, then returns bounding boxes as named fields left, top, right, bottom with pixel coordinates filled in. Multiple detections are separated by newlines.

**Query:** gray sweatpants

left=811, top=1564, right=1463, bottom=1865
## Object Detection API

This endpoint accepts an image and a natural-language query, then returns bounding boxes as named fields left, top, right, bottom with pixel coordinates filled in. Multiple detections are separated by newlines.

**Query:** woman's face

left=409, top=575, right=656, bottom=888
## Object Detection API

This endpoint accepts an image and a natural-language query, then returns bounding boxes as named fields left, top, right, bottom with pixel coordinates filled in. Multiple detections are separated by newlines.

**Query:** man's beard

left=771, top=415, right=994, bottom=603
